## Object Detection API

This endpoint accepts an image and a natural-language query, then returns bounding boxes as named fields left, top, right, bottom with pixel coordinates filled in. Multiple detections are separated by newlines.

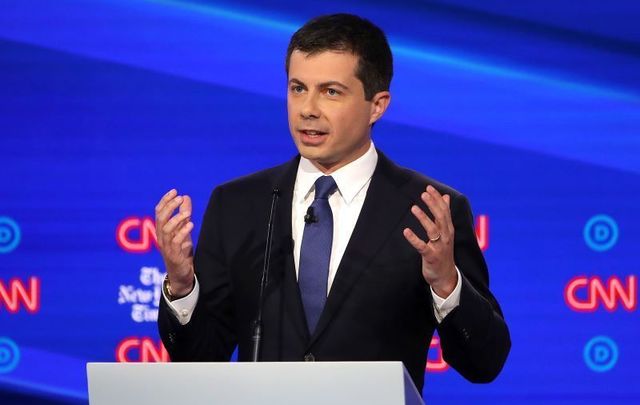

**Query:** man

left=155, top=14, right=510, bottom=392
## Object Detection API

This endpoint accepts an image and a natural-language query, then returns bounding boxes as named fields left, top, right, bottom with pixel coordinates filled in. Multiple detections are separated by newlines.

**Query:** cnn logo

left=0, top=277, right=41, bottom=314
left=116, top=337, right=169, bottom=362
left=116, top=217, right=158, bottom=253
left=565, top=275, right=637, bottom=312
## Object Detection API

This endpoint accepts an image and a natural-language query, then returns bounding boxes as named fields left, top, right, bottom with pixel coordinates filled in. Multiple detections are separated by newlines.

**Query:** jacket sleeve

left=436, top=193, right=511, bottom=382
left=158, top=186, right=237, bottom=361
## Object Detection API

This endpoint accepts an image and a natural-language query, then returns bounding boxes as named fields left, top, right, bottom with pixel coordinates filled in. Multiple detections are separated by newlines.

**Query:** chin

left=297, top=144, right=324, bottom=159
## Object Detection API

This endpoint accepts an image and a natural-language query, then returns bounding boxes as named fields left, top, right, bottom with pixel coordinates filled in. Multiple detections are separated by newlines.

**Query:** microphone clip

left=304, top=206, right=317, bottom=224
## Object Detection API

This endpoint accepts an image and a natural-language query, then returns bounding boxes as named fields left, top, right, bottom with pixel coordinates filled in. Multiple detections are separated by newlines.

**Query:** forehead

left=288, top=50, right=359, bottom=83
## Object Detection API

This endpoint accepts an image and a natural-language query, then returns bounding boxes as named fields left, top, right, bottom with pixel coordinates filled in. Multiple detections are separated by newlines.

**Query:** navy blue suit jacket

left=158, top=150, right=511, bottom=392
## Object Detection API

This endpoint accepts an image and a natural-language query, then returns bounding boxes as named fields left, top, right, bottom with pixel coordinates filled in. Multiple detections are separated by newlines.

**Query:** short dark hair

left=285, top=14, right=393, bottom=101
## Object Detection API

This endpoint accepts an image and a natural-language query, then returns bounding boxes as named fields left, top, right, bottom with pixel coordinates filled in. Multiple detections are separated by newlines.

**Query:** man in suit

left=155, top=14, right=510, bottom=392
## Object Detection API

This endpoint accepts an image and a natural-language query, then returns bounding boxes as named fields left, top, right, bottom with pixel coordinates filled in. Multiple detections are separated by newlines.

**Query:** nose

left=300, top=93, right=320, bottom=119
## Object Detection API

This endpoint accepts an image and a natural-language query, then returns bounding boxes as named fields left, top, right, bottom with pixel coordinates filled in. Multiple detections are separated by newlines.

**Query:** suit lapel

left=308, top=151, right=412, bottom=347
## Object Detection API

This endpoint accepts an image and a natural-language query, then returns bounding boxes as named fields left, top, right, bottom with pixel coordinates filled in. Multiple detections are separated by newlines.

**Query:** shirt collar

left=295, top=141, right=378, bottom=205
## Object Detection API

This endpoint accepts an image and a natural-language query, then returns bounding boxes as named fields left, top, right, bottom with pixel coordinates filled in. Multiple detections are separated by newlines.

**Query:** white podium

left=87, top=361, right=424, bottom=405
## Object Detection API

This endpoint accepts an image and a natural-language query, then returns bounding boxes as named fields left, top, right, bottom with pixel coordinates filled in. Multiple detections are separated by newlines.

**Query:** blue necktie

left=299, top=176, right=337, bottom=334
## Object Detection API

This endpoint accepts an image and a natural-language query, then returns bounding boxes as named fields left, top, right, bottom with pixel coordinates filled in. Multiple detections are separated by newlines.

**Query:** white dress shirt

left=164, top=142, right=462, bottom=325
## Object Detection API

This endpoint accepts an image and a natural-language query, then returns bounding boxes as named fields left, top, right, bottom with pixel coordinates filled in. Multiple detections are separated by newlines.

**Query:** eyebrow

left=288, top=78, right=350, bottom=91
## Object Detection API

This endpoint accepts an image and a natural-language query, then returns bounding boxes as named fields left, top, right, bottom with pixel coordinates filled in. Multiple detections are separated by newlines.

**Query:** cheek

left=287, top=101, right=297, bottom=125
left=329, top=102, right=357, bottom=123
left=331, top=104, right=370, bottom=134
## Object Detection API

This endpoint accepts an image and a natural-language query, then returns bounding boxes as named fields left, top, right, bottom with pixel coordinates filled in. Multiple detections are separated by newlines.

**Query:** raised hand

left=155, top=189, right=195, bottom=297
left=403, top=185, right=458, bottom=298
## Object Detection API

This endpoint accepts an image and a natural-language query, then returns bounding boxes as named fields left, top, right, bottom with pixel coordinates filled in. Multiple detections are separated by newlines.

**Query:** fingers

left=155, top=189, right=177, bottom=220
left=403, top=227, right=431, bottom=255
left=423, top=186, right=455, bottom=235
left=168, top=221, right=194, bottom=258
left=405, top=186, right=457, bottom=286
left=156, top=194, right=183, bottom=230
left=155, top=190, right=193, bottom=253
left=410, top=204, right=439, bottom=241
left=172, top=221, right=194, bottom=245
left=422, top=186, right=450, bottom=225
left=442, top=194, right=453, bottom=233
left=179, top=195, right=192, bottom=215
left=180, top=240, right=194, bottom=257
left=162, top=209, right=191, bottom=236
left=168, top=195, right=192, bottom=245
left=405, top=185, right=455, bottom=255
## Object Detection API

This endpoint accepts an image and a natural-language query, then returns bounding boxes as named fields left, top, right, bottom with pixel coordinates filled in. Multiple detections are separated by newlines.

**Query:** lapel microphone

left=251, top=187, right=280, bottom=362
left=304, top=206, right=317, bottom=223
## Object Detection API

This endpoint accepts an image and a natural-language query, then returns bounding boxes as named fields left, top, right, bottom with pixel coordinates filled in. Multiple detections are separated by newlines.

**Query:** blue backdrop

left=1, top=0, right=639, bottom=403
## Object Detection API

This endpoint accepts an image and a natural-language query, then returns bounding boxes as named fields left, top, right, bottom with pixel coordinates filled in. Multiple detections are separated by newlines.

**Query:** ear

left=368, top=91, right=391, bottom=125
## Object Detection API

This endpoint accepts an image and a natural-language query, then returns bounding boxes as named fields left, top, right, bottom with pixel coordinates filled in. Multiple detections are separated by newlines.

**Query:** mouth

left=299, top=129, right=328, bottom=137
left=297, top=129, right=329, bottom=145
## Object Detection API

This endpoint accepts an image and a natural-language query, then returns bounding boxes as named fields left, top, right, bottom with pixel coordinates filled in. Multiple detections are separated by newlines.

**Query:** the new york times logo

left=118, top=266, right=163, bottom=322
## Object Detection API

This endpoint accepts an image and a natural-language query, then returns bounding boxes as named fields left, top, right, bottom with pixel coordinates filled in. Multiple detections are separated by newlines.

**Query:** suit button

left=304, top=353, right=315, bottom=362
left=461, top=328, right=470, bottom=340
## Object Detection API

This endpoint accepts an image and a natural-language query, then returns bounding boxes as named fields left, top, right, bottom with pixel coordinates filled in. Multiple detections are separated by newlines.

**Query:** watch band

left=163, top=274, right=194, bottom=301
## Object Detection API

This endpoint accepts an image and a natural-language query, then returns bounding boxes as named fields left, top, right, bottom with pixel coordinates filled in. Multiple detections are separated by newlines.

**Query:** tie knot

left=313, top=176, right=337, bottom=200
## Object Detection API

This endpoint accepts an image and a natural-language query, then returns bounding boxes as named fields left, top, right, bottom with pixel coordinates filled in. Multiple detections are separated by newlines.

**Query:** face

left=287, top=50, right=390, bottom=173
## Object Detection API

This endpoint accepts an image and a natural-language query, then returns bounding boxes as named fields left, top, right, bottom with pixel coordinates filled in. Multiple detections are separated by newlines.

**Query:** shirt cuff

left=162, top=274, right=200, bottom=325
left=430, top=266, right=462, bottom=323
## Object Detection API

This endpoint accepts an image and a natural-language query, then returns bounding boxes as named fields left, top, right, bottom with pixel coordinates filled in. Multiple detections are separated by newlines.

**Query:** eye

left=326, top=88, right=340, bottom=96
left=291, top=85, right=304, bottom=94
